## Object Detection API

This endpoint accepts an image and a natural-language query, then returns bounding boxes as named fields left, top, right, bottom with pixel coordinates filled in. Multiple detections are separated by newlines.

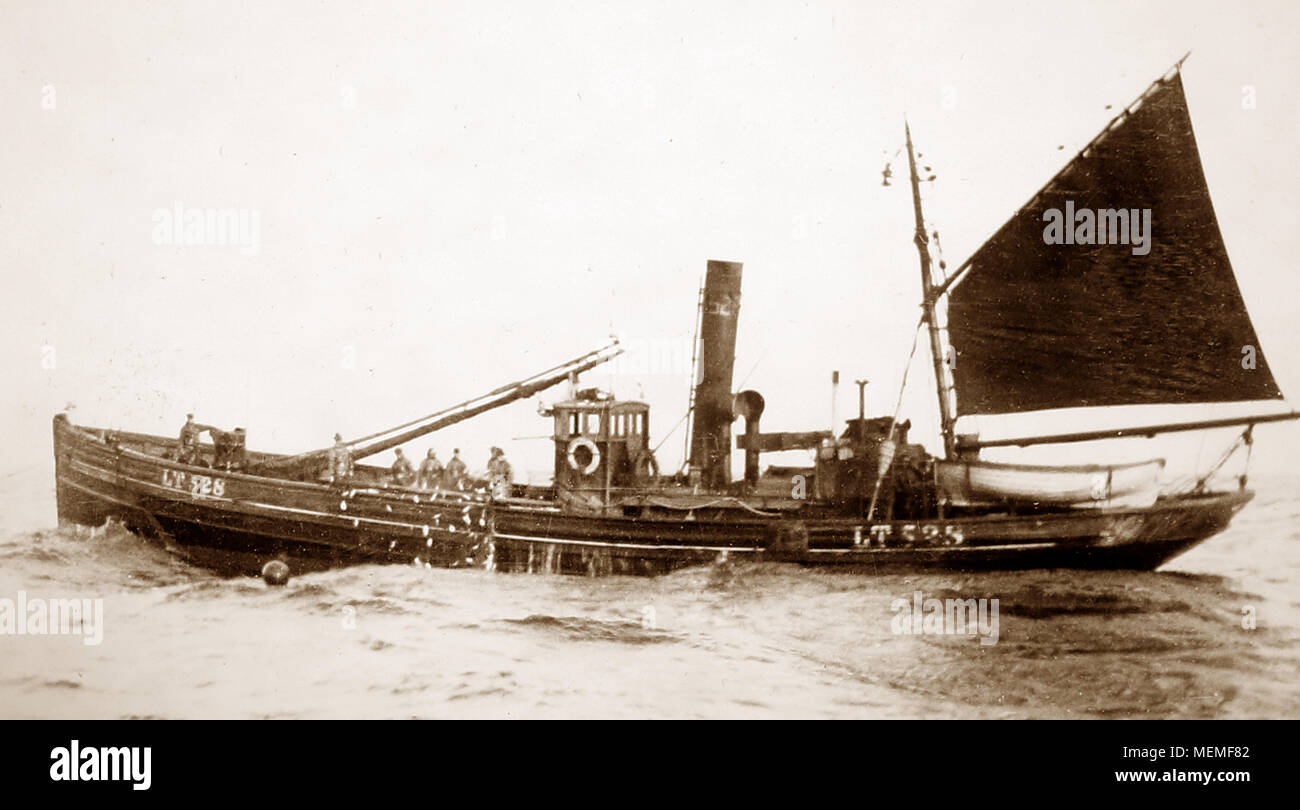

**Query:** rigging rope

left=640, top=496, right=781, bottom=517
left=1192, top=425, right=1254, bottom=493
left=865, top=313, right=928, bottom=521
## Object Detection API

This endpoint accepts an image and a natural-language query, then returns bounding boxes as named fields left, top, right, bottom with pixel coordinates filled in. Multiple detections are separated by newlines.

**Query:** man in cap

left=486, top=446, right=513, bottom=498
left=391, top=448, right=416, bottom=487
left=444, top=448, right=468, bottom=491
left=211, top=426, right=248, bottom=470
left=417, top=449, right=444, bottom=490
left=178, top=413, right=202, bottom=464
left=328, top=433, right=353, bottom=483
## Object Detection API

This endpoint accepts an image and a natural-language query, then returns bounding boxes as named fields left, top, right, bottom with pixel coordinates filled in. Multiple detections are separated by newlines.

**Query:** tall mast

left=905, top=121, right=957, bottom=459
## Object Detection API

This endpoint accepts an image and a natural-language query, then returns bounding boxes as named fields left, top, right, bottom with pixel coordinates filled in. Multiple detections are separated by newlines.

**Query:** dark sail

left=945, top=70, right=1283, bottom=416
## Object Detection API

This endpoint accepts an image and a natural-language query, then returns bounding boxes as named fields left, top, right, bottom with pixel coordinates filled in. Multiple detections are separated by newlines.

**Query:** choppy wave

left=502, top=614, right=677, bottom=645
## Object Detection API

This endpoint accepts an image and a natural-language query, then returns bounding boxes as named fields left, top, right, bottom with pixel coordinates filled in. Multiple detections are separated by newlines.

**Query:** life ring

left=566, top=437, right=601, bottom=475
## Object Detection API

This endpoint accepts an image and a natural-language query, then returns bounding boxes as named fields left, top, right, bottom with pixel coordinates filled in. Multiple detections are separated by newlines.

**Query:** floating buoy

left=707, top=550, right=737, bottom=589
left=262, top=559, right=290, bottom=586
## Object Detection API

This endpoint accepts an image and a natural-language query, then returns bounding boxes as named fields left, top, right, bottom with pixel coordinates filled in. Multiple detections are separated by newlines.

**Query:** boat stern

left=53, top=413, right=114, bottom=528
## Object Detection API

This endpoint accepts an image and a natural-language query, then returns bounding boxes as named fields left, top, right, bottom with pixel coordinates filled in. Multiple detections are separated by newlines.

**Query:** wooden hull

left=936, top=458, right=1164, bottom=507
left=488, top=490, right=1247, bottom=575
left=53, top=415, right=492, bottom=575
left=54, top=415, right=1251, bottom=577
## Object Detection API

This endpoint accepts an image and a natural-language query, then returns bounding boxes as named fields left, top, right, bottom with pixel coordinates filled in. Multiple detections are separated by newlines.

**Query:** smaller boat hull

left=935, top=458, right=1165, bottom=507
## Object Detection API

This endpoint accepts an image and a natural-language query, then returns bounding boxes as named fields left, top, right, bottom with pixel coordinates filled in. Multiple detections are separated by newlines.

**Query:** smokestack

left=830, top=370, right=839, bottom=435
left=689, top=260, right=743, bottom=490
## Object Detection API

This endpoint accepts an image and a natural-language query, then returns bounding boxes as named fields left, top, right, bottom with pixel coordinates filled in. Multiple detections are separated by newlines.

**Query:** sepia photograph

left=1, top=0, right=1296, bottom=769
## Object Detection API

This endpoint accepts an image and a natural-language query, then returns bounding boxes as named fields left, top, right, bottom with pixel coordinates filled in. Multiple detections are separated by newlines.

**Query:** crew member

left=486, top=446, right=512, bottom=497
left=178, top=413, right=202, bottom=464
left=230, top=428, right=247, bottom=470
left=417, top=449, right=444, bottom=490
left=329, top=433, right=353, bottom=483
left=211, top=426, right=248, bottom=470
left=391, top=448, right=416, bottom=487
left=444, top=448, right=468, bottom=491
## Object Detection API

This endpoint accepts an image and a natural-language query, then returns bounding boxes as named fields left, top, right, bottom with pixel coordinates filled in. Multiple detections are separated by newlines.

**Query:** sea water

left=1, top=463, right=1296, bottom=719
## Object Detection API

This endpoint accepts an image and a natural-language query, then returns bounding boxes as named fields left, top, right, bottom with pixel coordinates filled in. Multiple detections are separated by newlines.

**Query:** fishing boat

left=54, top=58, right=1297, bottom=577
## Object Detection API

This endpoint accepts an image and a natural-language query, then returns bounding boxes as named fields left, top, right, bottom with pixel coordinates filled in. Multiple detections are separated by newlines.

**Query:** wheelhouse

left=547, top=392, right=653, bottom=503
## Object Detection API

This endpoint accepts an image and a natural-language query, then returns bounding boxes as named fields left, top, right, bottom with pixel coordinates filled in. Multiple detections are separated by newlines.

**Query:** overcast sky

left=4, top=0, right=1298, bottom=484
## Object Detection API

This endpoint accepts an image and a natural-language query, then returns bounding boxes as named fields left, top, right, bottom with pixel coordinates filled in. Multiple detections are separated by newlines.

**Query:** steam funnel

left=689, top=260, right=742, bottom=489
